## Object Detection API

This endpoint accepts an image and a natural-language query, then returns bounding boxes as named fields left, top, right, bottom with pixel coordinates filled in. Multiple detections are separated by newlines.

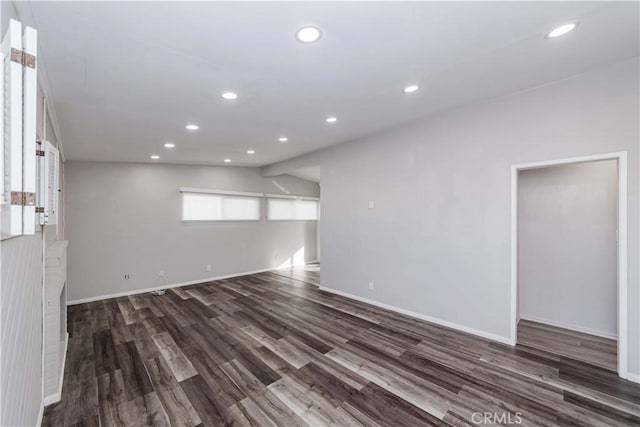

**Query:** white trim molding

left=510, top=151, right=628, bottom=380
left=319, top=286, right=512, bottom=345
left=43, top=332, right=69, bottom=406
left=36, top=403, right=44, bottom=427
left=43, top=393, right=60, bottom=406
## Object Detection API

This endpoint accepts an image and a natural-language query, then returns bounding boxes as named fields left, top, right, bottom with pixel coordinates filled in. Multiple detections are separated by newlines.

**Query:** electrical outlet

left=369, top=281, right=374, bottom=290
left=206, top=265, right=212, bottom=272
left=159, top=270, right=164, bottom=276
left=125, top=273, right=130, bottom=280
left=368, top=200, right=375, bottom=209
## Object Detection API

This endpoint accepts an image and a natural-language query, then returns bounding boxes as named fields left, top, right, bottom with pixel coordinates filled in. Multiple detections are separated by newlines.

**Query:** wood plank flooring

left=44, top=268, right=640, bottom=426
left=269, top=263, right=320, bottom=287
left=518, top=320, right=618, bottom=371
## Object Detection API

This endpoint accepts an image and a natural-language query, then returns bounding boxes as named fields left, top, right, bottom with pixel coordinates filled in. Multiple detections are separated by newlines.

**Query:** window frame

left=266, top=194, right=320, bottom=221
left=180, top=187, right=263, bottom=222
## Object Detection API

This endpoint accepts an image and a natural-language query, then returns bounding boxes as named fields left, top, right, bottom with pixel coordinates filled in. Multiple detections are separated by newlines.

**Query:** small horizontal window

left=182, top=193, right=260, bottom=221
left=267, top=198, right=318, bottom=221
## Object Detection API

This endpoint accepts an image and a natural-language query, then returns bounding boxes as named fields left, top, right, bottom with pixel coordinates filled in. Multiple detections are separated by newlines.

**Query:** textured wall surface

left=1, top=234, right=44, bottom=427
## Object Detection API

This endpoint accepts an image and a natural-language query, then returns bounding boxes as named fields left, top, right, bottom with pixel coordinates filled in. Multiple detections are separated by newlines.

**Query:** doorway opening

left=271, top=165, right=321, bottom=286
left=510, top=152, right=628, bottom=379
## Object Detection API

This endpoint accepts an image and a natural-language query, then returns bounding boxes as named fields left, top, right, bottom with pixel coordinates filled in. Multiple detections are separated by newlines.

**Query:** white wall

left=263, top=58, right=640, bottom=378
left=65, top=161, right=319, bottom=302
left=518, top=160, right=618, bottom=338
left=1, top=234, right=44, bottom=427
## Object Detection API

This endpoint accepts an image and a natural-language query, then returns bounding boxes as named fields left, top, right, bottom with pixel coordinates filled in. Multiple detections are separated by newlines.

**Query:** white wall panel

left=1, top=233, right=43, bottom=427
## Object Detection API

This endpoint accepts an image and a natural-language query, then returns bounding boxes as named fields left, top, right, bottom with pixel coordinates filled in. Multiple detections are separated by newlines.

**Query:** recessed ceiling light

left=163, top=143, right=175, bottom=148
left=221, top=91, right=238, bottom=100
left=279, top=137, right=288, bottom=143
left=224, top=159, right=231, bottom=163
left=150, top=155, right=160, bottom=160
left=547, top=22, right=577, bottom=38
left=326, top=116, right=337, bottom=123
left=296, top=25, right=322, bottom=43
left=247, top=150, right=255, bottom=154
left=185, top=124, right=199, bottom=130
left=404, top=85, right=419, bottom=94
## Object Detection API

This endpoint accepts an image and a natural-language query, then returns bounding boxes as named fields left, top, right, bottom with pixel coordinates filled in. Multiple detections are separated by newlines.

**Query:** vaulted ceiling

left=21, top=1, right=640, bottom=166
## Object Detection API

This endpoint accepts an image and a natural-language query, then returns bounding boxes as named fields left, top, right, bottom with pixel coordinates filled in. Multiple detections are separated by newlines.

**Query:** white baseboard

left=318, top=286, right=512, bottom=345
left=624, top=372, right=640, bottom=384
left=518, top=314, right=617, bottom=340
left=36, top=401, right=44, bottom=427
left=60, top=333, right=69, bottom=377
left=68, top=267, right=276, bottom=305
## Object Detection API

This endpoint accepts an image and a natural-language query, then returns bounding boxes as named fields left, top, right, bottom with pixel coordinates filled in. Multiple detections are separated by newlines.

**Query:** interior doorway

left=510, top=152, right=628, bottom=379
left=283, top=165, right=321, bottom=286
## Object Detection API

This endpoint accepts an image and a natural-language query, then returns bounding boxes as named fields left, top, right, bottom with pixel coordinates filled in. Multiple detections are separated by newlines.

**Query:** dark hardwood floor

left=518, top=319, right=618, bottom=372
left=44, top=268, right=640, bottom=426
left=269, top=263, right=320, bottom=287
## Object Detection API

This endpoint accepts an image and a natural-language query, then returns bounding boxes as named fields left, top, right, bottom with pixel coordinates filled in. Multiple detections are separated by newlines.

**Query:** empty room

left=1, top=1, right=639, bottom=426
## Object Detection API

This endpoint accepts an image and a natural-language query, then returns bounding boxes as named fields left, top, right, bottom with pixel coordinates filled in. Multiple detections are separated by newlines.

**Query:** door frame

left=510, top=151, right=628, bottom=379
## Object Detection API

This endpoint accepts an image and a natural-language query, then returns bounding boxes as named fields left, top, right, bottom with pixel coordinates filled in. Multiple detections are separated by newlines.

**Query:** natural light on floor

left=277, top=247, right=306, bottom=269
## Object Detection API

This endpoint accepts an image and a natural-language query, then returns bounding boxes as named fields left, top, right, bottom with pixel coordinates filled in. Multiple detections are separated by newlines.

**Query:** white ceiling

left=22, top=1, right=639, bottom=167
